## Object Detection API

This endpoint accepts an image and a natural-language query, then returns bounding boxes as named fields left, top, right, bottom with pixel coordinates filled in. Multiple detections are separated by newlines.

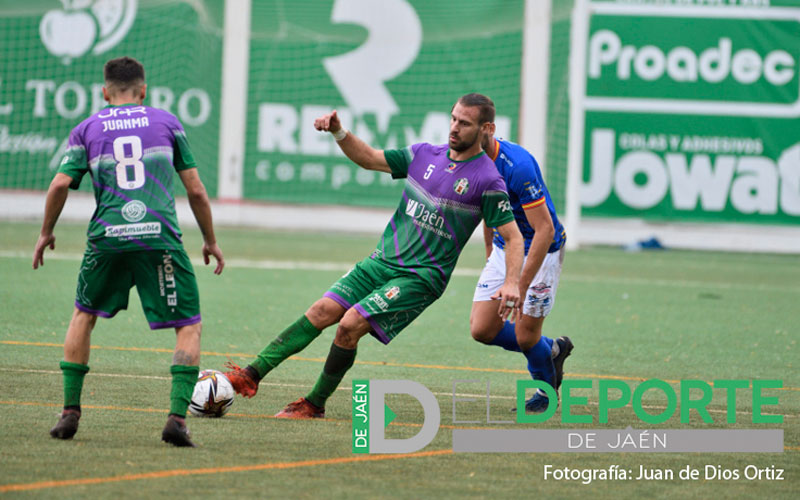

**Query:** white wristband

left=332, top=128, right=348, bottom=141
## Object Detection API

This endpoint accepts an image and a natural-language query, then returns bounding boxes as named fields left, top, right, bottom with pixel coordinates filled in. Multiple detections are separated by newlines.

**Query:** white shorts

left=473, top=243, right=565, bottom=318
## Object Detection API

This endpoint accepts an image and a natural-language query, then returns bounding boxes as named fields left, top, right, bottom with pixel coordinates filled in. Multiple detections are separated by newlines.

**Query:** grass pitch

left=0, top=220, right=797, bottom=499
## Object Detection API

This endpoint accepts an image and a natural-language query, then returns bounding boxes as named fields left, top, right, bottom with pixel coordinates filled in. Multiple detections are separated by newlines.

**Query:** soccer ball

left=188, top=369, right=234, bottom=418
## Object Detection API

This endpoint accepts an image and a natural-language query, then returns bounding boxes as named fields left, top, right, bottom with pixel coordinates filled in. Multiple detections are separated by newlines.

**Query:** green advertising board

left=0, top=0, right=223, bottom=194
left=243, top=0, right=524, bottom=207
left=581, top=3, right=800, bottom=224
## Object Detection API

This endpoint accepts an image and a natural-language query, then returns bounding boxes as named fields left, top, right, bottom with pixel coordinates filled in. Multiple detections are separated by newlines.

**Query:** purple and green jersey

left=58, top=104, right=195, bottom=252
left=379, top=143, right=515, bottom=296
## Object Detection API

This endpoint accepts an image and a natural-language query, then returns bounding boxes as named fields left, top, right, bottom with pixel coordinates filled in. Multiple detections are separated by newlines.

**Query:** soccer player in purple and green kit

left=224, top=93, right=525, bottom=418
left=32, top=57, right=225, bottom=447
left=470, top=122, right=571, bottom=413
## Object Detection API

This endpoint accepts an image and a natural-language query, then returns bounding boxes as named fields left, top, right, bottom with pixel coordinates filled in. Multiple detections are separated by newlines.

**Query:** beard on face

left=449, top=128, right=479, bottom=153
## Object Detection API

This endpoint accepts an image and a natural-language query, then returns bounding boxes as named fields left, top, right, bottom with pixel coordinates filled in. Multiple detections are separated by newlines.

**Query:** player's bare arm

left=314, top=110, right=391, bottom=173
left=492, top=220, right=524, bottom=321
left=518, top=203, right=555, bottom=298
left=33, top=172, right=73, bottom=269
left=178, top=168, right=225, bottom=275
left=482, top=222, right=494, bottom=260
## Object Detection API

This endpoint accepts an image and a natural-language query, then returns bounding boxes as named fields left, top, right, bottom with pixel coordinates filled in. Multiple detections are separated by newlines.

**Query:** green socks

left=60, top=361, right=90, bottom=410
left=60, top=361, right=198, bottom=419
left=250, top=315, right=323, bottom=378
left=248, top=314, right=354, bottom=408
left=169, top=365, right=199, bottom=418
left=306, top=343, right=357, bottom=408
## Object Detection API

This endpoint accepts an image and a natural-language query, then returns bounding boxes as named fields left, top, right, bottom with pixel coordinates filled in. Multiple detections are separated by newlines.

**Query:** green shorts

left=323, top=257, right=438, bottom=344
left=74, top=248, right=201, bottom=330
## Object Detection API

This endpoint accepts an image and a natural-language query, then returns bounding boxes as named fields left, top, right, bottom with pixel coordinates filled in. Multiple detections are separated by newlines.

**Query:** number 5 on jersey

left=113, top=135, right=145, bottom=190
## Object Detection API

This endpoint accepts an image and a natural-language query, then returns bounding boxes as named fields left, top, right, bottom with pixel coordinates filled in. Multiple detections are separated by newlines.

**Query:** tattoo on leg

left=173, top=349, right=196, bottom=365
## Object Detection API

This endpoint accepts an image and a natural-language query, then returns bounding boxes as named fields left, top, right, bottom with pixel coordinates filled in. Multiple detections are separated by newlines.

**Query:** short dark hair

left=457, top=93, right=495, bottom=124
left=104, top=57, right=145, bottom=93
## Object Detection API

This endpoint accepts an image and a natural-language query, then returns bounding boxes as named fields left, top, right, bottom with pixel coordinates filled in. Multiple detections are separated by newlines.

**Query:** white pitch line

left=10, top=369, right=792, bottom=419
left=561, top=273, right=800, bottom=292
left=3, top=251, right=798, bottom=293
left=12, top=368, right=171, bottom=380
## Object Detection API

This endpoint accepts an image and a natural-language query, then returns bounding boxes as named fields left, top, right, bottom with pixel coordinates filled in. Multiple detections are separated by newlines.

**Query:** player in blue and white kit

left=470, top=128, right=572, bottom=413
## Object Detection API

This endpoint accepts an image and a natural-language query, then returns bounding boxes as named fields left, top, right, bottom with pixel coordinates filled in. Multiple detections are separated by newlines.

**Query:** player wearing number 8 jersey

left=60, top=102, right=193, bottom=253
left=32, top=57, right=225, bottom=447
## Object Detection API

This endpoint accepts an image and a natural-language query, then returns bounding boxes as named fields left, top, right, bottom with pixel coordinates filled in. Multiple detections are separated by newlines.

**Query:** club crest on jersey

left=453, top=178, right=469, bottom=195
left=384, top=286, right=401, bottom=300
left=121, top=200, right=147, bottom=222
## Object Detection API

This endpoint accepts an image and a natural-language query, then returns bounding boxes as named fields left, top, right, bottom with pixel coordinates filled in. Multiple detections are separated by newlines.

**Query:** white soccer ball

left=188, top=369, right=234, bottom=418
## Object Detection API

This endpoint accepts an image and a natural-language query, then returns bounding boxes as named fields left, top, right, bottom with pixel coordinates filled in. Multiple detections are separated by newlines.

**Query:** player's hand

left=314, top=110, right=342, bottom=133
left=202, top=242, right=225, bottom=275
left=492, top=282, right=521, bottom=322
left=32, top=233, right=55, bottom=270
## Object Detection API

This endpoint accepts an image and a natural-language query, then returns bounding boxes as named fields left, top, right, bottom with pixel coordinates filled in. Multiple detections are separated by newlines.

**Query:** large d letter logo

left=352, top=380, right=440, bottom=454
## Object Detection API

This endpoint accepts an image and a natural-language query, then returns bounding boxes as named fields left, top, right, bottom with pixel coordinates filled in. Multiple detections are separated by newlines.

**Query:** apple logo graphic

left=40, top=4, right=97, bottom=64
left=39, top=0, right=138, bottom=65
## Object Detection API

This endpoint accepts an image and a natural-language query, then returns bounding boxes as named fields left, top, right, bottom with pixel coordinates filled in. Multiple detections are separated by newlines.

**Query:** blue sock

left=541, top=336, right=553, bottom=350
left=524, top=337, right=555, bottom=388
left=488, top=321, right=520, bottom=352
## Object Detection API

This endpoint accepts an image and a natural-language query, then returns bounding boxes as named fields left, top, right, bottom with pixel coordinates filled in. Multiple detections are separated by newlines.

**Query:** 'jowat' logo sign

left=40, top=0, right=137, bottom=64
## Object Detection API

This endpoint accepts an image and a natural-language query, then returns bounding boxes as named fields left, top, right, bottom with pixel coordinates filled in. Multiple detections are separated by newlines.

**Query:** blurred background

left=1, top=0, right=798, bottom=252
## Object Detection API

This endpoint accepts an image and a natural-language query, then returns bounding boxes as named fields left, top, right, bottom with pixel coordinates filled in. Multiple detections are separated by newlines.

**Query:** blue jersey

left=490, top=138, right=566, bottom=254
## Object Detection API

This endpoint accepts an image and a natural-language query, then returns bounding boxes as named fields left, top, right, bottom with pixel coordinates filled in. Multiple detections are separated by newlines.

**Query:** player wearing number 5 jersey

left=223, top=94, right=524, bottom=419
left=32, top=57, right=225, bottom=447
